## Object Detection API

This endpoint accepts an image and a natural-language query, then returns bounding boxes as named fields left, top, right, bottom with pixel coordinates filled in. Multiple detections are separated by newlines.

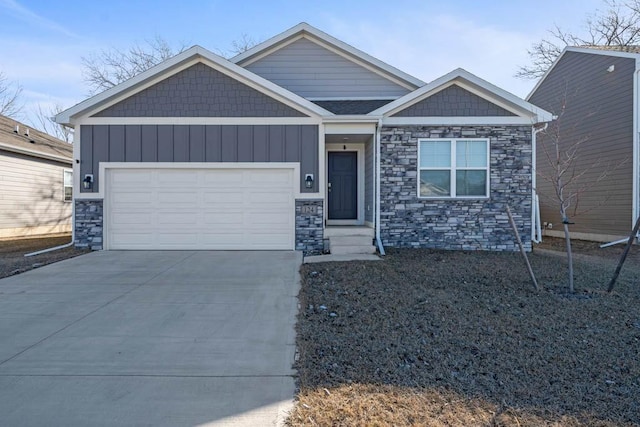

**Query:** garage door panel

left=107, top=168, right=295, bottom=250
left=202, top=191, right=244, bottom=205
left=157, top=170, right=199, bottom=186
left=111, top=191, right=154, bottom=205
left=202, top=213, right=244, bottom=225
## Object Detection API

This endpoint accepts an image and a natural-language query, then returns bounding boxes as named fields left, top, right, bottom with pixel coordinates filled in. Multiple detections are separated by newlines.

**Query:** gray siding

left=0, top=150, right=72, bottom=238
left=244, top=38, right=411, bottom=98
left=365, top=138, right=374, bottom=223
left=528, top=51, right=635, bottom=238
left=80, top=124, right=319, bottom=193
left=93, top=63, right=307, bottom=118
left=392, top=85, right=516, bottom=117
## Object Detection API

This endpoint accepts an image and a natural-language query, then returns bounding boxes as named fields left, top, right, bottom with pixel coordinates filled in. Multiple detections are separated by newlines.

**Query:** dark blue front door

left=328, top=151, right=357, bottom=220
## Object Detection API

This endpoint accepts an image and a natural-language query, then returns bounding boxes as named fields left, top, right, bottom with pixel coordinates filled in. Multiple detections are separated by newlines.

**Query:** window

left=418, top=139, right=489, bottom=198
left=63, top=169, right=72, bottom=202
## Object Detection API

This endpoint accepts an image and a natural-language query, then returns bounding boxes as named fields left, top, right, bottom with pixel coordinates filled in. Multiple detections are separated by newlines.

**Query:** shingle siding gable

left=392, top=85, right=515, bottom=117
left=93, top=63, right=308, bottom=118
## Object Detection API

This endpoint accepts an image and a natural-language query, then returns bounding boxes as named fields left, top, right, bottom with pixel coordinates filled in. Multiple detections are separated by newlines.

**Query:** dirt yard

left=289, top=241, right=640, bottom=426
left=0, top=235, right=89, bottom=279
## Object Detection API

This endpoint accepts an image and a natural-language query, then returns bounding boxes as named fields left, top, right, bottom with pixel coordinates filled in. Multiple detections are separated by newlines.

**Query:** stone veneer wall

left=75, top=199, right=103, bottom=250
left=380, top=126, right=532, bottom=251
left=295, top=199, right=324, bottom=255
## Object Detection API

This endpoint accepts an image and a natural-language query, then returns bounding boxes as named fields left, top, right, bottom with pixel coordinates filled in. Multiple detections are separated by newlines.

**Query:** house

left=527, top=46, right=640, bottom=243
left=0, top=114, right=73, bottom=239
left=55, top=23, right=551, bottom=254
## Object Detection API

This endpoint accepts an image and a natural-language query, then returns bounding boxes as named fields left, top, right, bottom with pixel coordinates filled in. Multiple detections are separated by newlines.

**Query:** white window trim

left=63, top=168, right=73, bottom=202
left=417, top=138, right=490, bottom=199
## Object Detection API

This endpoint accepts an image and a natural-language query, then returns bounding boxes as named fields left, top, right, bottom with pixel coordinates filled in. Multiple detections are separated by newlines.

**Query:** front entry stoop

left=325, top=226, right=376, bottom=255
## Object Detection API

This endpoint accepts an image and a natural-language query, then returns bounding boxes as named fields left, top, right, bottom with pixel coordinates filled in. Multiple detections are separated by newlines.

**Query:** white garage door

left=105, top=168, right=295, bottom=250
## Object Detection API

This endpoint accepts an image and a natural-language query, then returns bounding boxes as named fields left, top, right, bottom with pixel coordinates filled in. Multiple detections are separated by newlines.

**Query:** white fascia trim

left=371, top=68, right=553, bottom=123
left=56, top=46, right=332, bottom=125
left=76, top=117, right=322, bottom=126
left=90, top=161, right=322, bottom=200
left=324, top=123, right=377, bottom=134
left=232, top=22, right=425, bottom=89
left=0, top=142, right=72, bottom=164
left=322, top=115, right=382, bottom=123
left=307, top=96, right=399, bottom=101
left=382, top=117, right=536, bottom=126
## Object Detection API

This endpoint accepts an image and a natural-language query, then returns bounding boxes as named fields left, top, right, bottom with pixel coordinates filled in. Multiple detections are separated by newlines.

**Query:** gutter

left=375, top=118, right=385, bottom=255
left=0, top=141, right=72, bottom=164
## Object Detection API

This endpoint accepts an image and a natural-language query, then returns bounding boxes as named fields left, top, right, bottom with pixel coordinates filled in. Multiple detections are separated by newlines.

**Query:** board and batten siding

left=0, top=151, right=72, bottom=238
left=244, top=38, right=411, bottom=99
left=528, top=51, right=635, bottom=238
left=80, top=124, right=319, bottom=193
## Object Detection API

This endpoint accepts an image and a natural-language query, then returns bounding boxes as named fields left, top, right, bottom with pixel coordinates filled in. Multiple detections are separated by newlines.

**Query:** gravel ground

left=0, top=235, right=89, bottom=279
left=290, top=246, right=640, bottom=426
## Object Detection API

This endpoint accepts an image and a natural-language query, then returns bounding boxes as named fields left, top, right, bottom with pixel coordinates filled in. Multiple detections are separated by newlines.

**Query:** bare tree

left=81, top=34, right=260, bottom=95
left=0, top=71, right=23, bottom=118
left=536, top=97, right=622, bottom=292
left=518, top=0, right=640, bottom=79
left=31, top=103, right=73, bottom=143
left=221, top=33, right=259, bottom=58
left=81, top=36, right=188, bottom=95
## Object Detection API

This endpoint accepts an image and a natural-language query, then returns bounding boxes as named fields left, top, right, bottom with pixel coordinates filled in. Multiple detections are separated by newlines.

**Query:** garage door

left=105, top=168, right=295, bottom=250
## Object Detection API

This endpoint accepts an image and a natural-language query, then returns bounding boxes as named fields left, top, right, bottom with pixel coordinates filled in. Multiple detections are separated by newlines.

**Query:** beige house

left=0, top=115, right=73, bottom=239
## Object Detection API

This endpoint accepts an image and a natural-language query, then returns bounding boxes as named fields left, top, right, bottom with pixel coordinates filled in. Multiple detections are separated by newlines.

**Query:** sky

left=0, top=0, right=606, bottom=127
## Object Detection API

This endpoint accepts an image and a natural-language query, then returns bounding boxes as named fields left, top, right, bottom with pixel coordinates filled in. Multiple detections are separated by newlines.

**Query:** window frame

left=63, top=169, right=73, bottom=202
left=417, top=138, right=490, bottom=199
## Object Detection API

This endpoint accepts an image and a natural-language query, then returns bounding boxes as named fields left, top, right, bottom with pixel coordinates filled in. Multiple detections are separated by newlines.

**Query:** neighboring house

left=0, top=114, right=73, bottom=239
left=528, top=46, right=640, bottom=243
left=55, top=23, right=551, bottom=254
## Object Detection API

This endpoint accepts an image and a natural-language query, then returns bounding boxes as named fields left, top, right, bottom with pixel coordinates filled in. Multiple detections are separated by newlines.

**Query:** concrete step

left=330, top=244, right=377, bottom=255
left=329, top=235, right=374, bottom=246
left=324, top=227, right=374, bottom=238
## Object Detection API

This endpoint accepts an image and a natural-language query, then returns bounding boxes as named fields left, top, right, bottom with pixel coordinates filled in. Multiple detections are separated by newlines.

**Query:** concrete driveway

left=0, top=250, right=302, bottom=426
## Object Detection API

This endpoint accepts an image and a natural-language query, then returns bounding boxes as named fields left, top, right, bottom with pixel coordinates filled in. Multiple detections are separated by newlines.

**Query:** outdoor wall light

left=305, top=174, right=314, bottom=189
left=83, top=174, right=93, bottom=190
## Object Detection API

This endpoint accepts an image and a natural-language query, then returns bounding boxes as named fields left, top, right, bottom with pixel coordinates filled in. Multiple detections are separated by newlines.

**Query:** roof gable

left=56, top=46, right=332, bottom=125
left=232, top=23, right=424, bottom=98
left=526, top=46, right=640, bottom=100
left=391, top=84, right=515, bottom=117
left=372, top=68, right=553, bottom=124
left=92, top=62, right=307, bottom=118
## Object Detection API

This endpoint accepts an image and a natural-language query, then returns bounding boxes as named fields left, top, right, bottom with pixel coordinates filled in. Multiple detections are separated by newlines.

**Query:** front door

left=328, top=151, right=358, bottom=220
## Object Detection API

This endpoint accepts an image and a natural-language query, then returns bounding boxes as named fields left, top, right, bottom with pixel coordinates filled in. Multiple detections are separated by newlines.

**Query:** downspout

left=531, top=122, right=547, bottom=244
left=375, top=118, right=385, bottom=256
left=24, top=203, right=75, bottom=257
left=25, top=123, right=76, bottom=258
left=632, top=65, right=640, bottom=235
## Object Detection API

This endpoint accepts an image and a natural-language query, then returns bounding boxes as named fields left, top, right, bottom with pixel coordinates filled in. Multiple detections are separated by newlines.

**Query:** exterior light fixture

left=83, top=174, right=93, bottom=190
left=305, top=174, right=314, bottom=189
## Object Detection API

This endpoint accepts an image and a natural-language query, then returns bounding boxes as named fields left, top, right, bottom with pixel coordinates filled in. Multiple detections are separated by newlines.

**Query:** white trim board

left=73, top=161, right=324, bottom=200
left=371, top=68, right=553, bottom=124
left=56, top=47, right=333, bottom=125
